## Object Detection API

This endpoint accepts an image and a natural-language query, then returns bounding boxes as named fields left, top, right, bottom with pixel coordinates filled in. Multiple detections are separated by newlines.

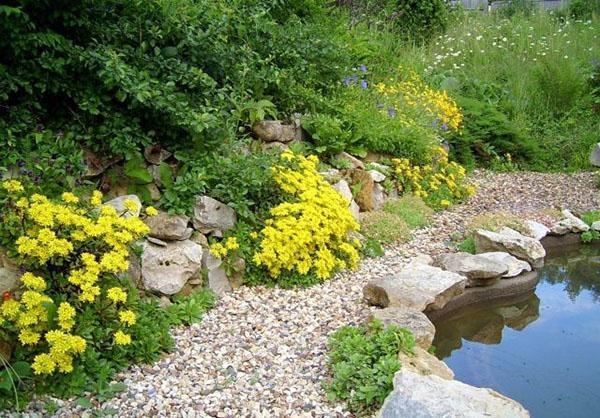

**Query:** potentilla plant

left=0, top=180, right=155, bottom=376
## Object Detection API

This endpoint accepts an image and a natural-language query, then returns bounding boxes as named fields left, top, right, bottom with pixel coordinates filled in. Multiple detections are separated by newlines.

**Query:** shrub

left=301, top=113, right=354, bottom=156
left=383, top=195, right=433, bottom=229
left=324, top=320, right=415, bottom=415
left=392, top=147, right=475, bottom=210
left=361, top=212, right=411, bottom=245
left=466, top=211, right=527, bottom=235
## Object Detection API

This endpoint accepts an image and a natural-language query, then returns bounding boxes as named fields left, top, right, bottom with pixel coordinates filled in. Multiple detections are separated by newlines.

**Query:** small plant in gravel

left=360, top=212, right=411, bottom=245
left=383, top=195, right=433, bottom=229
left=324, top=320, right=415, bottom=415
left=466, top=211, right=528, bottom=235
left=457, top=236, right=477, bottom=254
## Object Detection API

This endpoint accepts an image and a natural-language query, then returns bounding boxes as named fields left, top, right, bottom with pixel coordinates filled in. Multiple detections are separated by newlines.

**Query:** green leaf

left=10, top=362, right=31, bottom=378
left=159, top=162, right=174, bottom=189
left=124, top=156, right=152, bottom=184
left=0, top=371, right=13, bottom=391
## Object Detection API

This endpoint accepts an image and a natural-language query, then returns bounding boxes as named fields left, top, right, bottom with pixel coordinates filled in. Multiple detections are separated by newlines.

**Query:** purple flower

left=441, top=123, right=449, bottom=131
left=387, top=107, right=397, bottom=118
left=360, top=79, right=368, bottom=89
left=343, top=77, right=352, bottom=86
left=359, top=64, right=367, bottom=73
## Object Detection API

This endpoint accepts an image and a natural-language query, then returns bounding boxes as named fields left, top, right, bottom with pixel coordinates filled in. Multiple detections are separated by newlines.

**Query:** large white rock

left=524, top=220, right=550, bottom=241
left=202, top=252, right=232, bottom=296
left=550, top=209, right=590, bottom=234
left=141, top=240, right=203, bottom=295
left=332, top=179, right=353, bottom=202
left=192, top=196, right=236, bottom=234
left=474, top=227, right=545, bottom=268
left=104, top=194, right=141, bottom=218
left=436, top=252, right=508, bottom=287
left=370, top=307, right=436, bottom=349
left=592, top=221, right=600, bottom=231
left=378, top=369, right=530, bottom=418
left=590, top=143, right=600, bottom=167
left=363, top=263, right=467, bottom=312
left=145, top=211, right=191, bottom=241
left=368, top=169, right=386, bottom=183
left=252, top=120, right=298, bottom=143
left=373, top=183, right=386, bottom=211
left=477, top=252, right=532, bottom=278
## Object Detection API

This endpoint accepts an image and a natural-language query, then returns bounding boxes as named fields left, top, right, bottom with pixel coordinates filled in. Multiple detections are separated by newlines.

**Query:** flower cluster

left=392, top=147, right=475, bottom=209
left=0, top=180, right=150, bottom=375
left=210, top=237, right=240, bottom=259
left=253, top=151, right=361, bottom=279
left=375, top=70, right=463, bottom=132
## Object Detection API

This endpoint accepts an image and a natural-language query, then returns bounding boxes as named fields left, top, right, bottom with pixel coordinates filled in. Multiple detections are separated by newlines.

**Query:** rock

left=147, top=236, right=168, bottom=247
left=120, top=254, right=142, bottom=287
left=363, top=263, right=467, bottom=312
left=141, top=240, right=203, bottom=295
left=158, top=296, right=172, bottom=309
left=261, top=141, right=288, bottom=152
left=436, top=252, right=508, bottom=287
left=191, top=232, right=209, bottom=248
left=0, top=340, right=13, bottom=362
left=474, top=228, right=545, bottom=268
left=590, top=143, right=600, bottom=167
left=192, top=196, right=236, bottom=235
left=368, top=170, right=386, bottom=183
left=562, top=209, right=589, bottom=233
left=592, top=221, right=600, bottom=231
left=378, top=369, right=529, bottom=418
left=319, top=169, right=342, bottom=183
left=397, top=347, right=454, bottom=380
left=332, top=180, right=353, bottom=202
left=146, top=212, right=191, bottom=241
left=410, top=254, right=434, bottom=266
left=373, top=183, right=386, bottom=211
left=144, top=145, right=172, bottom=165
left=350, top=169, right=375, bottom=212
left=477, top=252, right=532, bottom=278
left=147, top=182, right=161, bottom=201
left=350, top=200, right=360, bottom=220
left=104, top=195, right=142, bottom=218
left=524, top=220, right=550, bottom=240
left=370, top=307, right=435, bottom=349
left=252, top=120, right=298, bottom=143
left=0, top=250, right=20, bottom=295
left=83, top=149, right=122, bottom=178
left=335, top=152, right=365, bottom=169
left=202, top=252, right=232, bottom=296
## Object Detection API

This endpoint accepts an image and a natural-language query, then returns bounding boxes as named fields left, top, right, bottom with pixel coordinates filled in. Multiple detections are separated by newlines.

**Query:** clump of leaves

left=324, top=320, right=415, bottom=415
left=383, top=195, right=433, bottom=229
left=457, top=235, right=476, bottom=254
left=582, top=210, right=600, bottom=227
left=166, top=289, right=216, bottom=326
left=360, top=212, right=411, bottom=245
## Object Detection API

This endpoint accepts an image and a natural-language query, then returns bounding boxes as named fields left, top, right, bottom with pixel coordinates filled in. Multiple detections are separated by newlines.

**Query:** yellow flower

left=21, top=272, right=47, bottom=291
left=1, top=179, right=24, bottom=193
left=61, top=192, right=79, bottom=204
left=107, top=287, right=127, bottom=304
left=32, top=353, right=56, bottom=375
left=19, top=329, right=41, bottom=345
left=440, top=199, right=452, bottom=207
left=224, top=237, right=239, bottom=251
left=145, top=206, right=158, bottom=216
left=118, top=310, right=137, bottom=326
left=57, top=302, right=76, bottom=331
left=114, top=330, right=132, bottom=346
left=90, top=190, right=103, bottom=206
left=123, top=199, right=140, bottom=214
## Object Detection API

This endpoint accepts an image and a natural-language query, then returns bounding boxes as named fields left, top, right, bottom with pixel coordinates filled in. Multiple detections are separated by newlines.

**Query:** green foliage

left=362, top=237, right=385, bottom=258
left=382, top=196, right=433, bottom=229
left=166, top=289, right=216, bottom=326
left=302, top=113, right=353, bottom=156
left=581, top=230, right=600, bottom=243
left=566, top=0, right=600, bottom=19
left=582, top=211, right=600, bottom=226
left=360, top=212, right=411, bottom=245
left=324, top=319, right=415, bottom=415
left=457, top=236, right=476, bottom=254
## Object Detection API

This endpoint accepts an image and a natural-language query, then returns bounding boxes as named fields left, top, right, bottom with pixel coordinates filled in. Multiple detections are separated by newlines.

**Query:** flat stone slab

left=474, top=227, right=545, bottom=268
left=477, top=252, right=531, bottom=278
left=524, top=220, right=550, bottom=240
left=436, top=252, right=507, bottom=287
left=551, top=209, right=590, bottom=234
left=369, top=307, right=435, bottom=349
left=398, top=347, right=454, bottom=380
left=363, top=263, right=467, bottom=312
left=378, top=369, right=529, bottom=418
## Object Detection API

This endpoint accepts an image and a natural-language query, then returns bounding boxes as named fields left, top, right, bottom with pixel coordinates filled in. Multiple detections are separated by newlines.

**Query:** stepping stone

left=474, top=227, right=545, bottom=268
left=369, top=307, right=436, bottom=349
left=477, top=252, right=532, bottom=278
left=436, top=252, right=508, bottom=287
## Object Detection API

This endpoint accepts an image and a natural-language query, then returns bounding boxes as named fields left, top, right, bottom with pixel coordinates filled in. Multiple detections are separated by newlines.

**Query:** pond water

left=432, top=245, right=600, bottom=418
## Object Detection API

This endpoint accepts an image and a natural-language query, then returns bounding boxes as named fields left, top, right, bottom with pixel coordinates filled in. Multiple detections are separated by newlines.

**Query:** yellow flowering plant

left=392, top=147, right=476, bottom=210
left=0, top=180, right=153, bottom=383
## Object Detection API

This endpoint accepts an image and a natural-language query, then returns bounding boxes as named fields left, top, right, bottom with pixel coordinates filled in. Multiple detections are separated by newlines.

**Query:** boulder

left=363, top=263, right=467, bottom=312
left=335, top=152, right=365, bottom=169
left=590, top=143, right=600, bottom=167
left=332, top=180, right=353, bottom=202
left=202, top=252, right=232, bottom=295
left=436, top=252, right=508, bottom=287
left=0, top=250, right=20, bottom=295
left=524, top=220, right=550, bottom=241
left=192, top=196, right=236, bottom=235
left=143, top=145, right=171, bottom=165
left=477, top=252, right=532, bottom=278
left=252, top=120, right=298, bottom=143
left=319, top=168, right=342, bottom=183
left=378, top=369, right=530, bottom=418
left=141, top=240, right=203, bottom=295
left=397, top=347, right=454, bottom=380
left=370, top=307, right=436, bottom=349
left=350, top=169, right=375, bottom=212
left=554, top=209, right=590, bottom=233
left=368, top=170, right=386, bottom=183
left=261, top=141, right=288, bottom=152
left=372, top=183, right=386, bottom=211
left=474, top=227, right=545, bottom=268
left=350, top=200, right=360, bottom=221
left=104, top=194, right=142, bottom=218
left=592, top=221, right=600, bottom=231
left=145, top=212, right=191, bottom=241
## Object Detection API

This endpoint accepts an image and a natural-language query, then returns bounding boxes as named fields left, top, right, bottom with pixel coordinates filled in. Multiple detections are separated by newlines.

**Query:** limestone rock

left=368, top=170, right=386, bottom=183
left=592, top=221, right=600, bottom=231
left=332, top=180, right=353, bottom=202
left=350, top=169, right=375, bottom=212
left=590, top=143, right=600, bottom=167
left=370, top=307, right=435, bottom=349
left=335, top=152, right=365, bottom=169
left=363, top=263, right=466, bottom=312
left=252, top=120, right=298, bottom=143
left=436, top=252, right=508, bottom=287
left=141, top=240, right=203, bottom=295
left=350, top=200, right=360, bottom=221
left=474, top=227, right=545, bottom=268
left=0, top=266, right=20, bottom=295
left=378, top=369, right=529, bottom=418
left=373, top=183, right=386, bottom=211
left=202, top=252, right=232, bottom=296
left=146, top=212, right=191, bottom=241
left=261, top=141, right=288, bottom=152
left=477, top=252, right=532, bottom=278
left=319, top=168, right=342, bottom=183
left=193, top=196, right=236, bottom=234
left=397, top=347, right=454, bottom=380
left=104, top=194, right=142, bottom=218
left=143, top=145, right=172, bottom=165
left=524, top=220, right=550, bottom=241
left=556, top=209, right=590, bottom=233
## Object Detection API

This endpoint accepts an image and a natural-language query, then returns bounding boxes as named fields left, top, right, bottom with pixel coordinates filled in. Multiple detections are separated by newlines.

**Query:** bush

left=324, top=320, right=415, bottom=415
left=301, top=113, right=354, bottom=156
left=361, top=212, right=411, bottom=245
left=383, top=195, right=433, bottom=229
left=567, top=0, right=600, bottom=19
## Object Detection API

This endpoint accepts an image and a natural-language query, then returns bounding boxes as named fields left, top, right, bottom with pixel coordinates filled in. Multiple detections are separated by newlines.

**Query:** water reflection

left=542, top=246, right=600, bottom=302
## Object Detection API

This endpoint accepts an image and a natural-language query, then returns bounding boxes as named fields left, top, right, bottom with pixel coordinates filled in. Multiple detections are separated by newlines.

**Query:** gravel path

left=19, top=171, right=600, bottom=418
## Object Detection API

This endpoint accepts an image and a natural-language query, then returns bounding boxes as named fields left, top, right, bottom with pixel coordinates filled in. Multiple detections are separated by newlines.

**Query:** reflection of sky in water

left=434, top=247, right=600, bottom=418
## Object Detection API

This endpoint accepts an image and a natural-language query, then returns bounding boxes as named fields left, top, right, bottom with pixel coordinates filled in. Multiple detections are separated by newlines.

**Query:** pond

left=432, top=245, right=600, bottom=418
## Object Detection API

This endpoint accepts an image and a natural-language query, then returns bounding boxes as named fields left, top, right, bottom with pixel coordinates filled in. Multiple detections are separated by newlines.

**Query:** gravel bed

left=15, top=170, right=600, bottom=418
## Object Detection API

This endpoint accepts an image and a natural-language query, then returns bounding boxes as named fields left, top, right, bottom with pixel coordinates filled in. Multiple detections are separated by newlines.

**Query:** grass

left=382, top=196, right=433, bottom=229
left=360, top=212, right=411, bottom=245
